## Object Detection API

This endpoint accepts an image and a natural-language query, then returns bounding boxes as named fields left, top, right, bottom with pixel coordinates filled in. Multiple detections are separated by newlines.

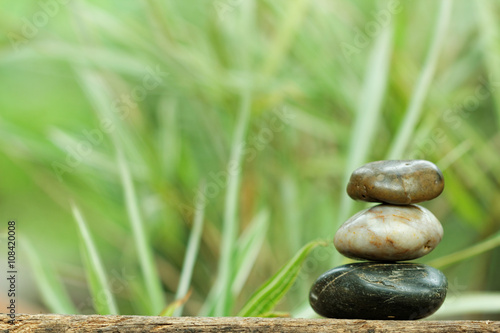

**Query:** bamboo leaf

left=237, top=240, right=325, bottom=317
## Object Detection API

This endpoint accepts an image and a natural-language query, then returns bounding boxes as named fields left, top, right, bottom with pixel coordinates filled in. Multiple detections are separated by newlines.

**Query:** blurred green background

left=1, top=0, right=500, bottom=319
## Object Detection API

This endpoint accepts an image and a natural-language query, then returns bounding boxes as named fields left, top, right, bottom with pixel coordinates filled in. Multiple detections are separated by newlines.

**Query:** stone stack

left=309, top=160, right=448, bottom=320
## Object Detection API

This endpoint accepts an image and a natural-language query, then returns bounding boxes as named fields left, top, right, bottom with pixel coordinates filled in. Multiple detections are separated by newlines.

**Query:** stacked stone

left=310, top=160, right=448, bottom=320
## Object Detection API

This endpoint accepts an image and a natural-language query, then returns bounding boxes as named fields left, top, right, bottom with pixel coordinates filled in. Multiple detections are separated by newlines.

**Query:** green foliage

left=23, top=239, right=76, bottom=314
left=1, top=0, right=500, bottom=319
left=387, top=0, right=452, bottom=159
left=117, top=147, right=165, bottom=315
left=427, top=230, right=500, bottom=269
left=173, top=182, right=207, bottom=316
left=237, top=240, right=325, bottom=317
left=72, top=204, right=118, bottom=315
left=213, top=92, right=252, bottom=316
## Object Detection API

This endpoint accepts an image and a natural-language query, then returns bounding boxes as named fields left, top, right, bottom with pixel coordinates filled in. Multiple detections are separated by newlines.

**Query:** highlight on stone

left=310, top=159, right=447, bottom=320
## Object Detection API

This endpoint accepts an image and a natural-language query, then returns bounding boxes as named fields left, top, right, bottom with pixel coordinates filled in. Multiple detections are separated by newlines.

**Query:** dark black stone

left=309, top=262, right=447, bottom=320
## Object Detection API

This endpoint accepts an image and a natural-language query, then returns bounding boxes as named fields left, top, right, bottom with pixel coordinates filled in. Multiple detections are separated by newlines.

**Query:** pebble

left=346, top=160, right=444, bottom=204
left=334, top=204, right=443, bottom=261
left=309, top=262, right=448, bottom=320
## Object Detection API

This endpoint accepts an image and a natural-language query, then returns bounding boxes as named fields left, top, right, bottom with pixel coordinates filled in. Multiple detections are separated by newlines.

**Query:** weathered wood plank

left=1, top=314, right=499, bottom=332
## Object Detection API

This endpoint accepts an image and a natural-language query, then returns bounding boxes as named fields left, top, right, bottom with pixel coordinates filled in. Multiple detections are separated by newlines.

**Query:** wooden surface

left=1, top=314, right=499, bottom=332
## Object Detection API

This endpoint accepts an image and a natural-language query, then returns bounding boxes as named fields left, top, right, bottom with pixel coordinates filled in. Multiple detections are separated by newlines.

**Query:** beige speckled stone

left=334, top=204, right=443, bottom=261
left=347, top=160, right=444, bottom=204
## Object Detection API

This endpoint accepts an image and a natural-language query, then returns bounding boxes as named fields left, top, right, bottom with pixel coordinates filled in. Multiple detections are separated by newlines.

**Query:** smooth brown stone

left=347, top=160, right=444, bottom=204
left=334, top=204, right=443, bottom=261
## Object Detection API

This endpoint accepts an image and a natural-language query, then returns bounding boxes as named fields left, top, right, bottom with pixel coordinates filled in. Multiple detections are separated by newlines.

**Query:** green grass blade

left=172, top=181, right=207, bottom=316
left=476, top=0, right=500, bottom=130
left=48, top=128, right=117, bottom=177
left=116, top=148, right=165, bottom=315
left=436, top=139, right=473, bottom=171
left=343, top=25, right=393, bottom=174
left=237, top=240, right=325, bottom=317
left=71, top=203, right=118, bottom=315
left=387, top=0, right=452, bottom=159
left=441, top=169, right=487, bottom=230
left=23, top=238, right=77, bottom=314
left=231, top=209, right=269, bottom=296
left=261, top=0, right=309, bottom=77
left=281, top=177, right=301, bottom=254
left=75, top=69, right=144, bottom=168
left=426, top=230, right=500, bottom=269
left=200, top=214, right=268, bottom=316
left=158, top=98, right=180, bottom=178
left=213, top=90, right=252, bottom=316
